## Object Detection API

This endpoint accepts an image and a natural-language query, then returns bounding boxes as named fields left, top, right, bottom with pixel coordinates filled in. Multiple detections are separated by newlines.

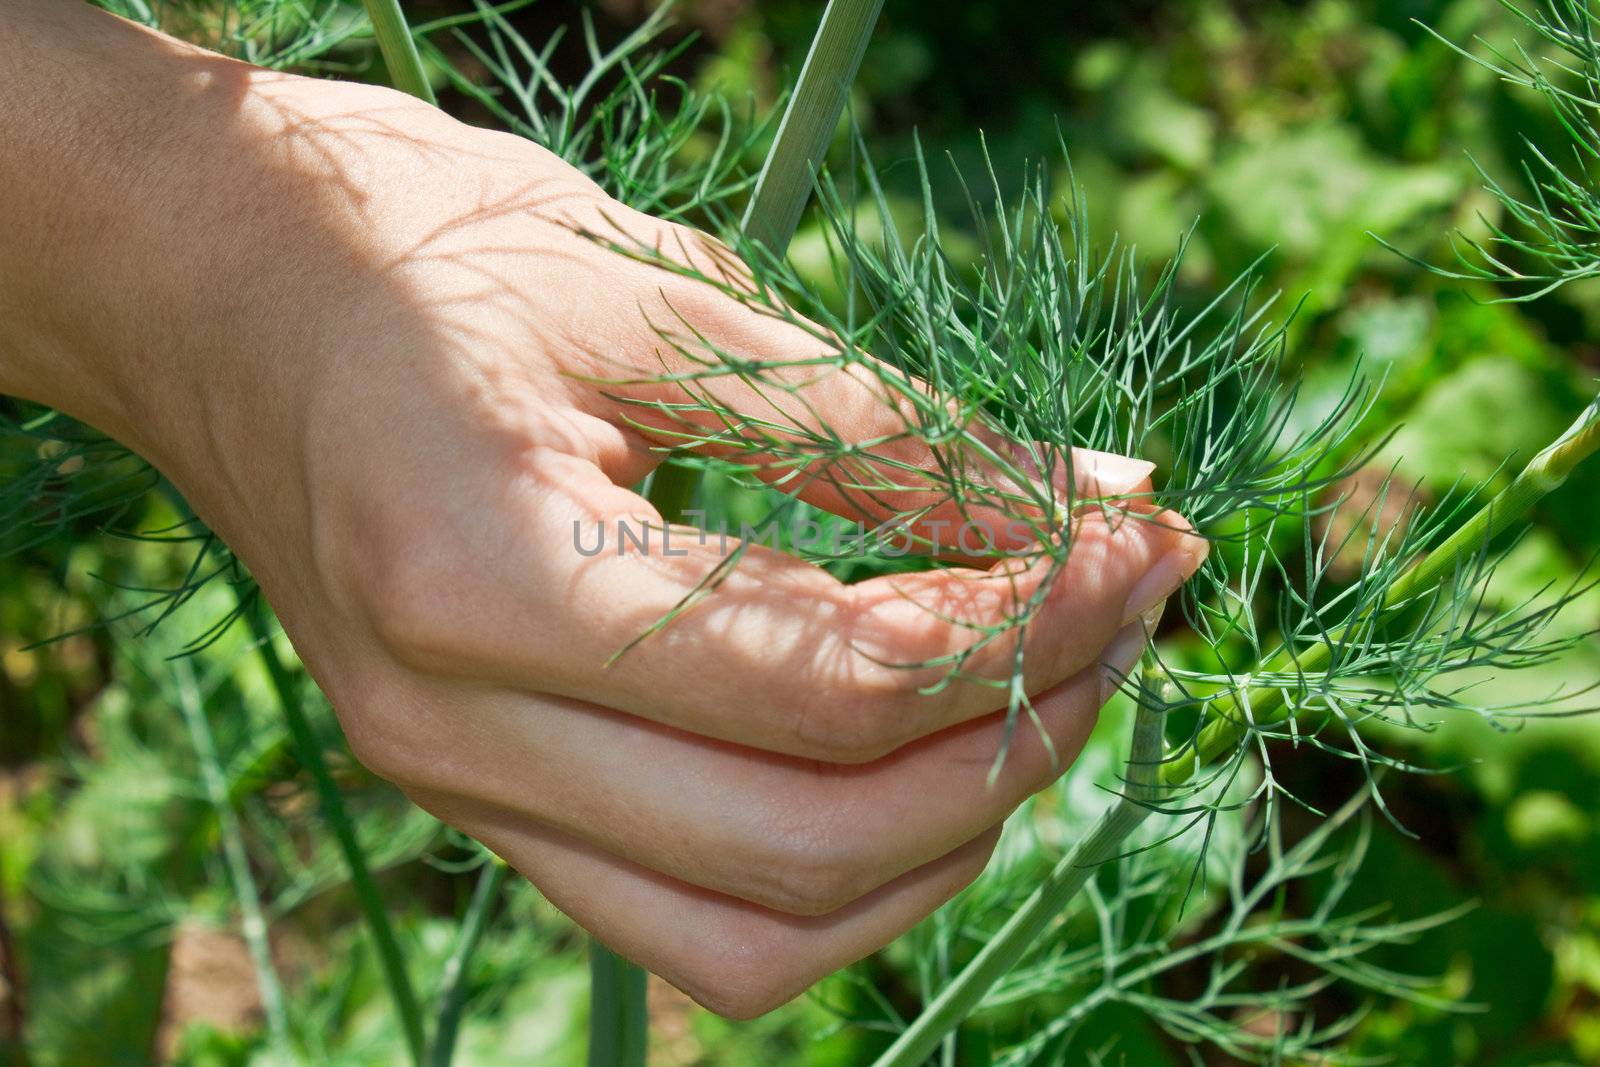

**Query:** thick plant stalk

left=644, top=458, right=700, bottom=526
left=742, top=0, right=886, bottom=253
left=650, top=0, right=884, bottom=511
left=581, top=12, right=887, bottom=1042
left=428, top=859, right=509, bottom=1067
left=173, top=657, right=291, bottom=1054
left=244, top=597, right=427, bottom=1067
left=872, top=398, right=1600, bottom=1066
left=360, top=0, right=437, bottom=105
left=1164, top=396, right=1600, bottom=784
left=0, top=877, right=23, bottom=1062
left=588, top=942, right=649, bottom=1067
left=579, top=454, right=708, bottom=1065
left=873, top=678, right=1170, bottom=1067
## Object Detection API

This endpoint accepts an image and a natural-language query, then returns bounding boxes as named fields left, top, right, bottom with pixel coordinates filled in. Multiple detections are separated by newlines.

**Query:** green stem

left=645, top=458, right=700, bottom=525
left=427, top=859, right=509, bottom=1067
left=1162, top=396, right=1600, bottom=785
left=0, top=875, right=26, bottom=1067
left=578, top=459, right=705, bottom=1065
left=173, top=658, right=292, bottom=1054
left=873, top=676, right=1171, bottom=1067
left=655, top=0, right=885, bottom=542
left=245, top=596, right=427, bottom=1067
left=871, top=398, right=1600, bottom=1065
left=742, top=0, right=886, bottom=254
left=587, top=941, right=649, bottom=1067
left=589, top=3, right=885, bottom=1056
left=360, top=0, right=437, bottom=105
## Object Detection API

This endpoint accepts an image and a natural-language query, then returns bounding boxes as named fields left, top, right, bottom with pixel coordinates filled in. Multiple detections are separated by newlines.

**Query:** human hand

left=1, top=8, right=1207, bottom=1018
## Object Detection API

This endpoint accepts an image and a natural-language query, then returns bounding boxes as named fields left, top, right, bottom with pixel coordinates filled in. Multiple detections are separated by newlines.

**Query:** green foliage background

left=3, top=0, right=1600, bottom=1064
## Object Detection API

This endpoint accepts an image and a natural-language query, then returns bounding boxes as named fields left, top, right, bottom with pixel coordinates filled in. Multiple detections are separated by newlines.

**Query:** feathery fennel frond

left=0, top=400, right=160, bottom=562
left=92, top=0, right=370, bottom=71
left=418, top=0, right=768, bottom=220
left=588, top=139, right=1371, bottom=759
left=984, top=789, right=1468, bottom=1065
left=1415, top=0, right=1600, bottom=298
left=16, top=4, right=1600, bottom=1062
left=854, top=73, right=1600, bottom=1067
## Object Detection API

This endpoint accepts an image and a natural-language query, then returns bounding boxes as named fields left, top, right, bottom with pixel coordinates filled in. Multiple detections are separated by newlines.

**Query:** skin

left=0, top=1, right=1208, bottom=1017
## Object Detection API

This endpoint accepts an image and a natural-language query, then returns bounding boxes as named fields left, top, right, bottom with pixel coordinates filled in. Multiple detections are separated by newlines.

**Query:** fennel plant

left=4, top=1, right=1599, bottom=1065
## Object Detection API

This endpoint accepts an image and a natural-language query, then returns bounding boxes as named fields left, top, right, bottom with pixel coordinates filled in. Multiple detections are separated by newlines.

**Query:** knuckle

left=958, top=831, right=1003, bottom=887
left=340, top=708, right=416, bottom=784
left=334, top=684, right=431, bottom=786
left=758, top=804, right=873, bottom=917
left=353, top=526, right=465, bottom=668
left=791, top=675, right=915, bottom=765
left=665, top=932, right=809, bottom=1020
left=653, top=221, right=737, bottom=280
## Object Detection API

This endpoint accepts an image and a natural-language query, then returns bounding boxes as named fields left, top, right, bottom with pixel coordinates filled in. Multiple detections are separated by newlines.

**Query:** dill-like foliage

left=572, top=5, right=1600, bottom=1061
left=93, top=0, right=367, bottom=70
left=844, top=3, right=1597, bottom=1059
left=416, top=0, right=766, bottom=220
left=1417, top=0, right=1600, bottom=298
left=586, top=138, right=1380, bottom=768
left=8, top=2, right=1600, bottom=1064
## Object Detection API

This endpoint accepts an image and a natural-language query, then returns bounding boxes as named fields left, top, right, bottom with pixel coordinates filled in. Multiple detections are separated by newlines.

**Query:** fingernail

left=1099, top=623, right=1149, bottom=705
left=1078, top=449, right=1156, bottom=499
left=1121, top=546, right=1197, bottom=626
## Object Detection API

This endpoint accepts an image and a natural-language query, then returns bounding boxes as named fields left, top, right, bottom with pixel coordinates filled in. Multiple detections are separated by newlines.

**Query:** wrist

left=0, top=4, right=426, bottom=504
left=0, top=5, right=292, bottom=460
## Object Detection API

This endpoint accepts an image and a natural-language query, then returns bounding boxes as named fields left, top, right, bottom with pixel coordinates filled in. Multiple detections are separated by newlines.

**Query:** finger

left=365, top=450, right=1205, bottom=762
left=353, top=625, right=1142, bottom=915
left=434, top=806, right=1003, bottom=1019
